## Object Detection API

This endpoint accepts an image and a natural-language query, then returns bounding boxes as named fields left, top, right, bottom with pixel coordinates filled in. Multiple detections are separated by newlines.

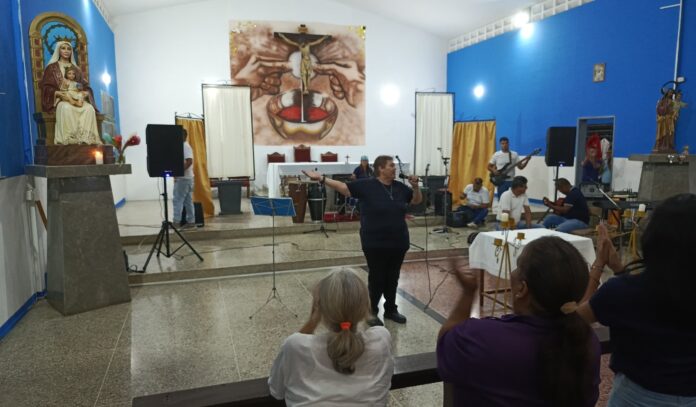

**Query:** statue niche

left=29, top=12, right=113, bottom=164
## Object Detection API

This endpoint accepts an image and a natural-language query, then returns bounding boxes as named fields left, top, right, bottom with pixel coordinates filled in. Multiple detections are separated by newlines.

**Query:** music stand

left=249, top=196, right=298, bottom=319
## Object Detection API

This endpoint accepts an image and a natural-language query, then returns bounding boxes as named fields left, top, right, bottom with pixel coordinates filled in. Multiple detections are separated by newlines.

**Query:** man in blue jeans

left=542, top=178, right=590, bottom=233
left=173, top=129, right=195, bottom=229
left=456, top=177, right=490, bottom=228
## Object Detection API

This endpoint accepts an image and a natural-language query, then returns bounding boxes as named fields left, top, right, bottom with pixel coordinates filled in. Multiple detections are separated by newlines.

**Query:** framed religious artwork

left=593, top=63, right=606, bottom=82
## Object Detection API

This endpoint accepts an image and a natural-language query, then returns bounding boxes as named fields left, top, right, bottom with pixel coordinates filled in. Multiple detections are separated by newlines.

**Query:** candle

left=500, top=212, right=509, bottom=223
left=94, top=150, right=103, bottom=165
left=638, top=204, right=646, bottom=213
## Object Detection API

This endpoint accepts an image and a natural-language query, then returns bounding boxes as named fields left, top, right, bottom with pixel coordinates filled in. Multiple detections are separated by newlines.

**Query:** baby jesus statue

left=54, top=65, right=90, bottom=108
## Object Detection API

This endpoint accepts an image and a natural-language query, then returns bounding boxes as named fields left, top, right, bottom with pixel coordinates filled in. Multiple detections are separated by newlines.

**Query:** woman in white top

left=269, top=268, right=394, bottom=406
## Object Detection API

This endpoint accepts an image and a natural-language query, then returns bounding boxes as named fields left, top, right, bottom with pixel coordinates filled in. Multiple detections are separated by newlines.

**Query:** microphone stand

left=396, top=155, right=424, bottom=251
left=432, top=150, right=455, bottom=234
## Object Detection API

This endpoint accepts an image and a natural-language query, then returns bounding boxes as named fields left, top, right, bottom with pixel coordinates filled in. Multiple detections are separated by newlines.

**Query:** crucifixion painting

left=230, top=21, right=366, bottom=145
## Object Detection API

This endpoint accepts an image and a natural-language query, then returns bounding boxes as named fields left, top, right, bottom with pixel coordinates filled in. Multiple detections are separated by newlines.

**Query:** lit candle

left=94, top=150, right=103, bottom=165
left=500, top=212, right=509, bottom=223
left=638, top=204, right=646, bottom=213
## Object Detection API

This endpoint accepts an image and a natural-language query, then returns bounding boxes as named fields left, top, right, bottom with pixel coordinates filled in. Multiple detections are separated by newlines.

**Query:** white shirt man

left=488, top=137, right=529, bottom=199
left=497, top=176, right=542, bottom=229
left=173, top=132, right=195, bottom=228
left=462, top=183, right=490, bottom=207
left=459, top=179, right=491, bottom=228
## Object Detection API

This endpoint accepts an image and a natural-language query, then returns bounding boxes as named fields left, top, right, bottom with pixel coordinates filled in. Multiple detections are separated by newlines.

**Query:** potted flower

left=105, top=133, right=141, bottom=164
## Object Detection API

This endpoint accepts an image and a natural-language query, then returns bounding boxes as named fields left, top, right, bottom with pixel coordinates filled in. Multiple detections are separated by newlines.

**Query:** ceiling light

left=380, top=84, right=400, bottom=106
left=473, top=84, right=485, bottom=99
left=101, top=72, right=111, bottom=86
left=513, top=11, right=530, bottom=28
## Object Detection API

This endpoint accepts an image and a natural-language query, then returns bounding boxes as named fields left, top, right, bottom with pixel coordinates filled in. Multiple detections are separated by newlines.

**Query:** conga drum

left=307, top=182, right=327, bottom=222
left=288, top=181, right=308, bottom=223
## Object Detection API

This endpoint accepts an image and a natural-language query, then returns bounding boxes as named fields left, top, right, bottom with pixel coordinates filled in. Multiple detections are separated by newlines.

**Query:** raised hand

left=449, top=258, right=479, bottom=293
left=302, top=169, right=322, bottom=181
left=234, top=55, right=292, bottom=100
left=407, top=175, right=419, bottom=188
left=314, top=60, right=365, bottom=107
left=596, top=223, right=623, bottom=272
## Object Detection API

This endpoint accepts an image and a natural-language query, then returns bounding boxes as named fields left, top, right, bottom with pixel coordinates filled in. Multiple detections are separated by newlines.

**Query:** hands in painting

left=314, top=60, right=365, bottom=107
left=234, top=55, right=292, bottom=100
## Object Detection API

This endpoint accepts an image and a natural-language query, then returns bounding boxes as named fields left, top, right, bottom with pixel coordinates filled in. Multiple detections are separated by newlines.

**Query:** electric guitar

left=489, top=148, right=542, bottom=186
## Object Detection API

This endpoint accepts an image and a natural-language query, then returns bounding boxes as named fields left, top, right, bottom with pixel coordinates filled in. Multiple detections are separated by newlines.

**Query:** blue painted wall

left=0, top=0, right=120, bottom=177
left=0, top=0, right=28, bottom=176
left=447, top=0, right=693, bottom=157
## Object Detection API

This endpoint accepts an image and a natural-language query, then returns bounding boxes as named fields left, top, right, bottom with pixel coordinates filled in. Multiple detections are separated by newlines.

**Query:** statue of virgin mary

left=39, top=41, right=102, bottom=145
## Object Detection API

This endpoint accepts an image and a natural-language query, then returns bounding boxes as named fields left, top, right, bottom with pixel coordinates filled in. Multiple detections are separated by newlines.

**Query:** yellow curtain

left=449, top=121, right=496, bottom=207
left=175, top=117, right=215, bottom=218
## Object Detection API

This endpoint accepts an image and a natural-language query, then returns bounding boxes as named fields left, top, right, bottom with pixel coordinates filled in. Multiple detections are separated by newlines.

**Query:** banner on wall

left=230, top=21, right=366, bottom=146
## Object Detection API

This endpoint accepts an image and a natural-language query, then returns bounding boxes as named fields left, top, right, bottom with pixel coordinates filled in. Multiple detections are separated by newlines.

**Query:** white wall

left=0, top=176, right=45, bottom=328
left=113, top=0, right=447, bottom=199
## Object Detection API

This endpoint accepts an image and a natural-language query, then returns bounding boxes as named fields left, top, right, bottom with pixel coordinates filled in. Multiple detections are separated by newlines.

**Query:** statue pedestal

left=26, top=164, right=132, bottom=315
left=34, top=144, right=115, bottom=166
left=629, top=154, right=695, bottom=202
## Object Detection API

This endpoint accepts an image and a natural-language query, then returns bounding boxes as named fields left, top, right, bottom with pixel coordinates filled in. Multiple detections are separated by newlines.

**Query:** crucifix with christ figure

left=274, top=25, right=331, bottom=123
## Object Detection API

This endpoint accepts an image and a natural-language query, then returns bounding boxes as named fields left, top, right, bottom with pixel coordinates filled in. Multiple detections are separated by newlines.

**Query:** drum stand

left=304, top=183, right=335, bottom=238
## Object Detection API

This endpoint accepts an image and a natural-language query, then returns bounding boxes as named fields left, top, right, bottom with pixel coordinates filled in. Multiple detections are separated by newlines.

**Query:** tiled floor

left=0, top=267, right=444, bottom=407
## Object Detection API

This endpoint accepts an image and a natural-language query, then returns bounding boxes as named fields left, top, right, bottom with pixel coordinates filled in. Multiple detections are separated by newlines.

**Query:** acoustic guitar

left=489, top=148, right=542, bottom=186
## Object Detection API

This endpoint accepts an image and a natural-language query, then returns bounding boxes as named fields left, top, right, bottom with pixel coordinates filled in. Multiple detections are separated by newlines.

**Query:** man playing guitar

left=487, top=137, right=533, bottom=199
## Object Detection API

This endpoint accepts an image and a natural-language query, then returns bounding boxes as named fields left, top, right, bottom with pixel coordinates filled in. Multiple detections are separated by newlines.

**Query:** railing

left=133, top=326, right=610, bottom=407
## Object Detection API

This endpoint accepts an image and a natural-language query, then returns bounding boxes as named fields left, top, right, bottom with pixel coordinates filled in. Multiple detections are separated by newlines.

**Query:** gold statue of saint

left=276, top=32, right=330, bottom=94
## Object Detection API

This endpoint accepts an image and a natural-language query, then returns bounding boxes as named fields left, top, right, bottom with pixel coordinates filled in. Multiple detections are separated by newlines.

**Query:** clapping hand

left=449, top=258, right=479, bottom=293
left=596, top=223, right=623, bottom=273
left=302, top=169, right=322, bottom=181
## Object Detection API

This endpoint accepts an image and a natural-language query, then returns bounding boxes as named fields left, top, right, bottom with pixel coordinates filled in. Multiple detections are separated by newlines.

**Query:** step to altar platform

left=34, top=144, right=115, bottom=166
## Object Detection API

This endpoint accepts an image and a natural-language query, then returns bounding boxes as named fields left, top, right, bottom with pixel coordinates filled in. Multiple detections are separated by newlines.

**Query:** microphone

left=425, top=163, right=430, bottom=176
left=395, top=155, right=407, bottom=180
left=437, top=147, right=442, bottom=151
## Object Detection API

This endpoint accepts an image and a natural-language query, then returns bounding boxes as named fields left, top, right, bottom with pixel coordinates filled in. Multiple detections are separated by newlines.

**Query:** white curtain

left=415, top=93, right=454, bottom=176
left=202, top=85, right=255, bottom=178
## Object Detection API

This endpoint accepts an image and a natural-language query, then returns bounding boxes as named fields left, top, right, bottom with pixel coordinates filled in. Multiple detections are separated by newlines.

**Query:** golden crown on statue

left=54, top=36, right=76, bottom=44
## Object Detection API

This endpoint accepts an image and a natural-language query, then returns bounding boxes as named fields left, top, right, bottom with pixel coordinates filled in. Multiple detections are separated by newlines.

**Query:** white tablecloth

left=469, top=229, right=596, bottom=275
left=266, top=162, right=410, bottom=198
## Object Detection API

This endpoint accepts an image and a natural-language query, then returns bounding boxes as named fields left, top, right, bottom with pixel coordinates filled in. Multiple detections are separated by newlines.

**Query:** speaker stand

left=142, top=176, right=204, bottom=272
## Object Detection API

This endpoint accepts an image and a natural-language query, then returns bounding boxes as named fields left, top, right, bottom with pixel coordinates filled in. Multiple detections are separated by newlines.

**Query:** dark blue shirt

left=347, top=178, right=413, bottom=250
left=590, top=271, right=696, bottom=396
left=562, top=187, right=590, bottom=224
left=582, top=161, right=599, bottom=182
left=352, top=165, right=374, bottom=179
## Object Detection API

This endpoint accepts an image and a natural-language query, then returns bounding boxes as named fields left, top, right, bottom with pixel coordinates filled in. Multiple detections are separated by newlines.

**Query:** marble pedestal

left=26, top=164, right=132, bottom=315
left=629, top=154, right=695, bottom=202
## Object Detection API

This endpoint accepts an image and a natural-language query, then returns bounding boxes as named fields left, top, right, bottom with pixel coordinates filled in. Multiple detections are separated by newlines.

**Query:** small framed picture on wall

left=593, top=63, right=605, bottom=82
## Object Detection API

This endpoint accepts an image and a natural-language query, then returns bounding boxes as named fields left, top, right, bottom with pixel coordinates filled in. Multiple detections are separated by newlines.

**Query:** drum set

left=287, top=177, right=360, bottom=224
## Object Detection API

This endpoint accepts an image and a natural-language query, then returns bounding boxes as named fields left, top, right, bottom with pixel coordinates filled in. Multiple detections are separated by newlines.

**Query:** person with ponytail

left=578, top=193, right=696, bottom=406
left=437, top=237, right=600, bottom=406
left=268, top=268, right=394, bottom=406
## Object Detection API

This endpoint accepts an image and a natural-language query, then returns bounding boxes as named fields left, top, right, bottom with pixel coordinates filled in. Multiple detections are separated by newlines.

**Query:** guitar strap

left=507, top=151, right=512, bottom=178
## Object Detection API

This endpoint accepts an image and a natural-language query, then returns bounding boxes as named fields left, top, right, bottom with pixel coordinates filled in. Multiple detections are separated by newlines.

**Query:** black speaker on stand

left=141, top=124, right=203, bottom=273
left=545, top=126, right=576, bottom=200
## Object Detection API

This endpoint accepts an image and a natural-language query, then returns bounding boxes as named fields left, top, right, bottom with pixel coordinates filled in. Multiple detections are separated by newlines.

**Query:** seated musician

left=497, top=176, right=543, bottom=229
left=351, top=155, right=374, bottom=180
left=456, top=177, right=490, bottom=229
left=542, top=178, right=590, bottom=233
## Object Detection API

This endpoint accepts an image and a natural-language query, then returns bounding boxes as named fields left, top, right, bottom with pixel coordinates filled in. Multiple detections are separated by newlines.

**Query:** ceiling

left=102, top=0, right=536, bottom=39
